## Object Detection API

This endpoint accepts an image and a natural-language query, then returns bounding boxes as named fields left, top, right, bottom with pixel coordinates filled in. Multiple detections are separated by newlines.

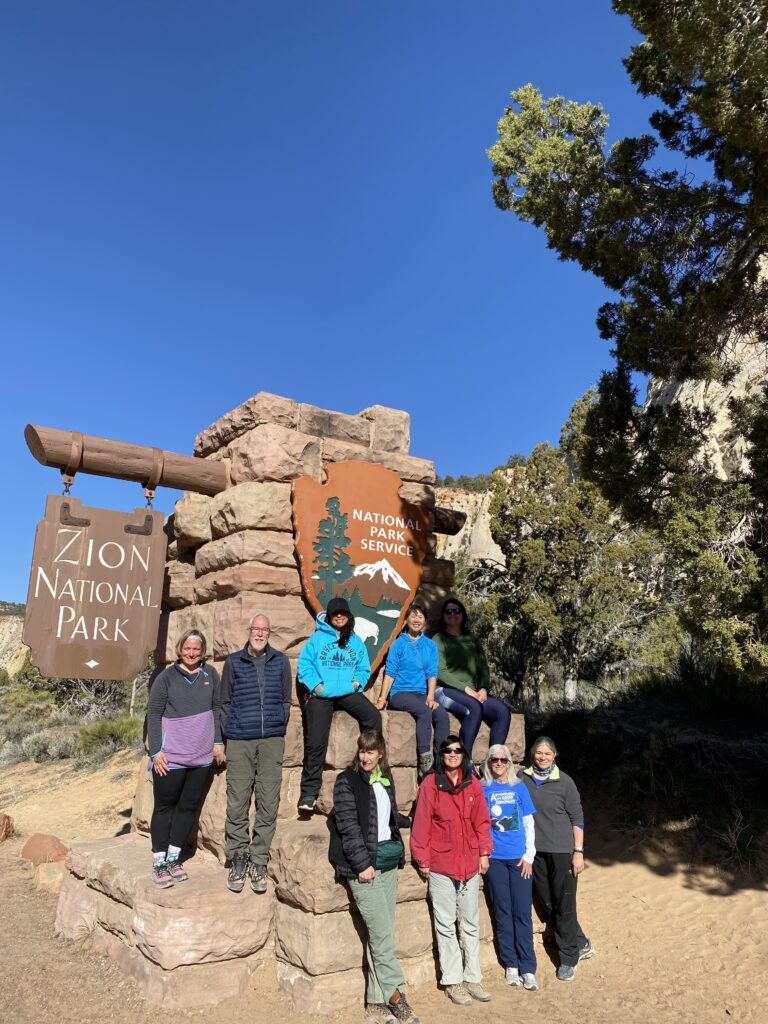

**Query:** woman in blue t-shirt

left=482, top=743, right=538, bottom=991
left=376, top=601, right=450, bottom=779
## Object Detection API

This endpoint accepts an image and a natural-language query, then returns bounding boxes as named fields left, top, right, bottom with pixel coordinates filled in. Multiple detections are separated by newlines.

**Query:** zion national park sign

left=292, top=461, right=430, bottom=672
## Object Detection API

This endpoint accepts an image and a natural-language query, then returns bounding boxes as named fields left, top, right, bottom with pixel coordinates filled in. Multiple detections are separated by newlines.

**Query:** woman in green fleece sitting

left=432, top=598, right=511, bottom=760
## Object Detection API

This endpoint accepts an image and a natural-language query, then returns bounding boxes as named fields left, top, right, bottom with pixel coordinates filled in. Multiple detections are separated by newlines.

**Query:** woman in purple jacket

left=147, top=628, right=225, bottom=887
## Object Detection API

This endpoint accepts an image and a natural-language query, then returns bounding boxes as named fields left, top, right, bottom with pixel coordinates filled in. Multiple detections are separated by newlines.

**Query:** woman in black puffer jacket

left=329, top=730, right=420, bottom=1024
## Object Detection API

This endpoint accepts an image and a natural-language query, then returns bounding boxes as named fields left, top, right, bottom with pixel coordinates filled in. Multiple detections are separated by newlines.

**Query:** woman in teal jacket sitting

left=297, top=597, right=380, bottom=813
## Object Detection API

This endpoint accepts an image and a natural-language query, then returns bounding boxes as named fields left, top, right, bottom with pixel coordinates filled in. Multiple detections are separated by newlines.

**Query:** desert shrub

left=47, top=730, right=78, bottom=760
left=76, top=716, right=142, bottom=757
left=0, top=740, right=25, bottom=768
left=21, top=730, right=52, bottom=762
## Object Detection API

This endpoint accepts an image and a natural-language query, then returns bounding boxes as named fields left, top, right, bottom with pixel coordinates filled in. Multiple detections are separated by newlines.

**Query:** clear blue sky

left=1, top=1, right=650, bottom=602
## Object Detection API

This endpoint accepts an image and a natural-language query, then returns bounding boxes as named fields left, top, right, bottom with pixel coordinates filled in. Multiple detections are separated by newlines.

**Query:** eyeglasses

left=249, top=627, right=270, bottom=635
left=330, top=611, right=350, bottom=618
left=490, top=757, right=510, bottom=764
left=443, top=747, right=463, bottom=755
left=444, top=608, right=462, bottom=616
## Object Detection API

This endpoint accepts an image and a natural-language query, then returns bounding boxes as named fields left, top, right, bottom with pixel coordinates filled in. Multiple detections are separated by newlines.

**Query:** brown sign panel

left=23, top=496, right=167, bottom=680
left=292, top=461, right=429, bottom=673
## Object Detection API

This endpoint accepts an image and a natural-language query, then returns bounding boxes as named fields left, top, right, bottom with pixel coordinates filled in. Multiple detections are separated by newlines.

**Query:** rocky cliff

left=433, top=487, right=503, bottom=565
left=645, top=335, right=768, bottom=479
left=0, top=615, right=27, bottom=676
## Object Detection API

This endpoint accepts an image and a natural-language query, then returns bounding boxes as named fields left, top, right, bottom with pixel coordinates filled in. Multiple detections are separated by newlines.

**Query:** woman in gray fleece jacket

left=518, top=735, right=593, bottom=982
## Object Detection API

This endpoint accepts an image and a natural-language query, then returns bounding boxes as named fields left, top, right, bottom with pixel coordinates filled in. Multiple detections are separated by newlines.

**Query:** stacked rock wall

left=55, top=392, right=528, bottom=1010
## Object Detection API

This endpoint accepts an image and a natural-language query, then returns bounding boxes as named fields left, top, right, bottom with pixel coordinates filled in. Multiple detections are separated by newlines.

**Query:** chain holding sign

left=23, top=495, right=167, bottom=681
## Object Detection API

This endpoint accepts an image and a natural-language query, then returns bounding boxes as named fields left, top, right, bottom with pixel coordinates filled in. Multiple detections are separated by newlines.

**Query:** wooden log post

left=25, top=424, right=468, bottom=535
left=24, top=425, right=228, bottom=497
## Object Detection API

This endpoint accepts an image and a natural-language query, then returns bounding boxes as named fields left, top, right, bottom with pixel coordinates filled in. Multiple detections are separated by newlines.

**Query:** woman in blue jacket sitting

left=376, top=600, right=449, bottom=779
left=297, top=597, right=381, bottom=813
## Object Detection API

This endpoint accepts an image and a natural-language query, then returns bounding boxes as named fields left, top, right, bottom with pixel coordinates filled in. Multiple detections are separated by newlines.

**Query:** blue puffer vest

left=222, top=644, right=288, bottom=740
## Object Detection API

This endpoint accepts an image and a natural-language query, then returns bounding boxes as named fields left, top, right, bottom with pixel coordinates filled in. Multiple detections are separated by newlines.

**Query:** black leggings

left=150, top=764, right=210, bottom=854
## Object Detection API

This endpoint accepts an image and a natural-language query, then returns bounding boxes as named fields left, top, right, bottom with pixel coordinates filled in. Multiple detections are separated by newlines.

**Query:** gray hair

left=529, top=735, right=558, bottom=760
left=482, top=743, right=518, bottom=786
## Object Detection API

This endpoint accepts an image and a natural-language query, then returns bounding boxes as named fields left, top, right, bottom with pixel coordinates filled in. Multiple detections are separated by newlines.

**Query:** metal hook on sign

left=143, top=447, right=164, bottom=508
left=61, top=431, right=84, bottom=496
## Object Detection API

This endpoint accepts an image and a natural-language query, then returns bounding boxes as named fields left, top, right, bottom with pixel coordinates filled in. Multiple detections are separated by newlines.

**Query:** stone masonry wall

left=55, top=392, right=527, bottom=1010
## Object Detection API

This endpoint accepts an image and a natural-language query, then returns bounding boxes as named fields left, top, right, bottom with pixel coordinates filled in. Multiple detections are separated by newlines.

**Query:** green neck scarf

left=367, top=765, right=390, bottom=787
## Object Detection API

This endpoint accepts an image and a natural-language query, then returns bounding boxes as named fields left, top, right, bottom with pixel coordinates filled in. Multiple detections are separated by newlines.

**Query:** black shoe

left=297, top=794, right=316, bottom=813
left=227, top=851, right=249, bottom=892
left=250, top=863, right=268, bottom=894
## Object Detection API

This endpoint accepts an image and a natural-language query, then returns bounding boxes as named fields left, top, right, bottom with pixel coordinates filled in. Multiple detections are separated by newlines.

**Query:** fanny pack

left=375, top=839, right=404, bottom=871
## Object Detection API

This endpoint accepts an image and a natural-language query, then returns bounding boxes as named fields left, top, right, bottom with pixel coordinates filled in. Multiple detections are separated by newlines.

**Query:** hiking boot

left=557, top=964, right=577, bottom=982
left=166, top=859, right=188, bottom=882
left=522, top=973, right=539, bottom=991
left=364, top=1005, right=396, bottom=1024
left=152, top=862, right=174, bottom=888
left=227, top=851, right=249, bottom=892
left=250, top=863, right=268, bottom=894
left=464, top=981, right=492, bottom=1002
left=579, top=938, right=595, bottom=960
left=388, top=990, right=420, bottom=1024
left=505, top=967, right=521, bottom=986
left=445, top=983, right=473, bottom=1006
left=417, top=752, right=433, bottom=781
left=297, top=794, right=316, bottom=813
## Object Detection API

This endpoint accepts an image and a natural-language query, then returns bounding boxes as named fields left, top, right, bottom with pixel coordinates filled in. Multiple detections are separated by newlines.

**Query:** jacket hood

left=314, top=612, right=339, bottom=638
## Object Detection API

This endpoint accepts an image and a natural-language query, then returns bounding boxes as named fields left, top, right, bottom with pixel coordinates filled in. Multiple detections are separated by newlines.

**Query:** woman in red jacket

left=410, top=734, right=493, bottom=1007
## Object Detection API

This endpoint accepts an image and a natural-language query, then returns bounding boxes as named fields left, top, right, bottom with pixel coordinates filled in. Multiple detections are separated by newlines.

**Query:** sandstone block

left=383, top=711, right=418, bottom=768
left=174, top=492, right=213, bottom=551
left=195, top=392, right=299, bottom=456
left=133, top=881, right=274, bottom=969
left=323, top=709, right=363, bottom=769
left=298, top=404, right=371, bottom=447
left=155, top=603, right=215, bottom=665
left=55, top=872, right=101, bottom=940
left=283, top=710, right=305, bottom=767
left=34, top=859, right=68, bottom=894
left=131, top=761, right=153, bottom=835
left=21, top=832, right=69, bottom=866
left=398, top=481, right=435, bottom=508
left=228, top=423, right=322, bottom=485
left=276, top=897, right=433, bottom=976
left=277, top=959, right=364, bottom=1015
left=0, top=811, right=14, bottom=842
left=390, top=766, right=418, bottom=811
left=278, top=767, right=303, bottom=819
left=420, top=557, right=455, bottom=588
left=360, top=405, right=410, bottom=453
left=195, top=530, right=297, bottom=575
left=92, top=926, right=266, bottom=1008
left=269, top=819, right=425, bottom=915
left=321, top=440, right=435, bottom=484
left=194, top=564, right=302, bottom=604
left=195, top=767, right=227, bottom=863
left=212, top=594, right=314, bottom=658
left=210, top=481, right=293, bottom=537
left=162, top=556, right=196, bottom=609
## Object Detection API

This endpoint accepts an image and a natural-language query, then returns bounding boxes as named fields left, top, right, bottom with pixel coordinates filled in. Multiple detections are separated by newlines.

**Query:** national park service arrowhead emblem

left=292, top=461, right=429, bottom=673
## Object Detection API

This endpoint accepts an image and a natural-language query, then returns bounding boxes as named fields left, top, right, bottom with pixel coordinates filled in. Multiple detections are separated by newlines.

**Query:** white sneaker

left=505, top=967, right=521, bottom=987
left=522, top=973, right=539, bottom=991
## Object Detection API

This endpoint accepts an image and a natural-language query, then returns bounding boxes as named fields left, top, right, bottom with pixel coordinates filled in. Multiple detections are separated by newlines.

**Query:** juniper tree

left=488, top=0, right=768, bottom=676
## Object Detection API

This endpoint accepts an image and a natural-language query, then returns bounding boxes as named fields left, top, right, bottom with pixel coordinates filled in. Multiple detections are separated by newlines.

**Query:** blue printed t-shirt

left=483, top=781, right=536, bottom=861
left=385, top=634, right=439, bottom=696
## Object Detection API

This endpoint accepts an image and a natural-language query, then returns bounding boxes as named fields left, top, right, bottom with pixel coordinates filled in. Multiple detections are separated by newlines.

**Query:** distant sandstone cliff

left=0, top=615, right=27, bottom=676
left=434, top=487, right=503, bottom=565
left=645, top=336, right=768, bottom=480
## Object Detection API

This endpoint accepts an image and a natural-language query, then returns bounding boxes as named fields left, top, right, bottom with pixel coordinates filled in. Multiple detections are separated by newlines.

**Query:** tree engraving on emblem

left=312, top=497, right=353, bottom=603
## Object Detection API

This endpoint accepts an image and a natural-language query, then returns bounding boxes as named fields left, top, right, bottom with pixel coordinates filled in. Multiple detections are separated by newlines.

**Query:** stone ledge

left=321, top=441, right=435, bottom=484
left=194, top=564, right=303, bottom=604
left=228, top=424, right=322, bottom=485
left=194, top=531, right=298, bottom=575
left=195, top=392, right=300, bottom=457
left=298, top=404, right=372, bottom=448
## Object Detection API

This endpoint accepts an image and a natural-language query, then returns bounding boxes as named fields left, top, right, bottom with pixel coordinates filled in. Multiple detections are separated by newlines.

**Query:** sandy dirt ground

left=1, top=750, right=766, bottom=1024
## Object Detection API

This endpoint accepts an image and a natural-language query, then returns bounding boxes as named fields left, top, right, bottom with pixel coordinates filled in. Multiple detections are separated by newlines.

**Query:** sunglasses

left=444, top=608, right=462, bottom=616
left=490, top=757, right=510, bottom=764
left=443, top=747, right=463, bottom=755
